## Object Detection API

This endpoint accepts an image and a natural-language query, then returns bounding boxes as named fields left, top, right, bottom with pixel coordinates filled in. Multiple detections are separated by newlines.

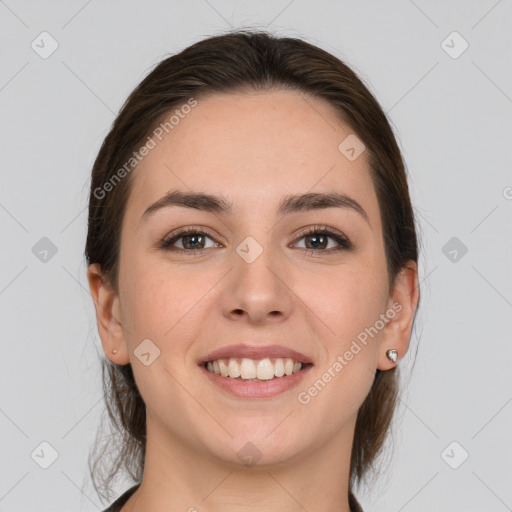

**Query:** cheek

left=299, top=265, right=387, bottom=341
left=295, top=271, right=384, bottom=421
left=121, top=268, right=170, bottom=337
left=120, top=257, right=218, bottom=345
left=119, top=263, right=203, bottom=405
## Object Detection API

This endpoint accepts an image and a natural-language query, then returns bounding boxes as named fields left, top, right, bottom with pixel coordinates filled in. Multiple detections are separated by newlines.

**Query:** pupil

left=184, top=234, right=204, bottom=249
left=307, top=234, right=326, bottom=249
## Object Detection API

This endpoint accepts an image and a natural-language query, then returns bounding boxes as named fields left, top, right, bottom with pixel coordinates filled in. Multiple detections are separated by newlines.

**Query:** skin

left=88, top=89, right=419, bottom=512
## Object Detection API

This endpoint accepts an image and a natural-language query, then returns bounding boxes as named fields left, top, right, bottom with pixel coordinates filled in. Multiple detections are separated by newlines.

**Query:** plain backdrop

left=1, top=1, right=511, bottom=511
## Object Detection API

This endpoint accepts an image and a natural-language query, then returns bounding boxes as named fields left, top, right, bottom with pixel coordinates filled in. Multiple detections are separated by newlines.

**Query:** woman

left=86, top=29, right=420, bottom=512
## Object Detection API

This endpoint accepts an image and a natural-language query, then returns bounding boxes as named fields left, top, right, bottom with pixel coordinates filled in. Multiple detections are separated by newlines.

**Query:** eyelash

left=159, top=225, right=353, bottom=257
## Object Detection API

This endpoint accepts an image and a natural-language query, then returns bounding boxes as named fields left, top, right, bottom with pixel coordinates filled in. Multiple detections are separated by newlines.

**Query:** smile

left=204, top=357, right=312, bottom=381
left=200, top=357, right=313, bottom=398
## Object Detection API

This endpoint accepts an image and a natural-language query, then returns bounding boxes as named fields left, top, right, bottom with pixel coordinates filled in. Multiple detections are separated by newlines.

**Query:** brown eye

left=160, top=228, right=220, bottom=253
left=293, top=226, right=352, bottom=254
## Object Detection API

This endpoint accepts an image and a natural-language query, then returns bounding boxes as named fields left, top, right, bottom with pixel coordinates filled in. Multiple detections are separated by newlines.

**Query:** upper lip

left=198, top=344, right=313, bottom=365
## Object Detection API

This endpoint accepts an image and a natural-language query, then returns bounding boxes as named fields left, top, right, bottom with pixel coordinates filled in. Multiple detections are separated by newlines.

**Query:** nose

left=221, top=246, right=294, bottom=325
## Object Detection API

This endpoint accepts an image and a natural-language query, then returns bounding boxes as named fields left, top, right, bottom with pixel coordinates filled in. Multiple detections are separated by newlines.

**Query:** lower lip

left=199, top=363, right=313, bottom=398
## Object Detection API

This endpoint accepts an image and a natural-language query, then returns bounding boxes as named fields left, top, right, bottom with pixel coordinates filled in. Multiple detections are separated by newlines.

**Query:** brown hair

left=85, top=29, right=420, bottom=503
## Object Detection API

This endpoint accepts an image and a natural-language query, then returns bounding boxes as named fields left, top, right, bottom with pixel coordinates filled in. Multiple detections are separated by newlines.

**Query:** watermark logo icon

left=441, top=31, right=469, bottom=59
left=338, top=134, right=365, bottom=161
left=237, top=441, right=262, bottom=467
left=32, top=237, right=58, bottom=263
left=134, top=338, right=161, bottom=366
left=441, top=441, right=468, bottom=469
left=236, top=236, right=263, bottom=264
left=31, top=31, right=59, bottom=59
left=31, top=441, right=59, bottom=469
left=442, top=236, right=468, bottom=263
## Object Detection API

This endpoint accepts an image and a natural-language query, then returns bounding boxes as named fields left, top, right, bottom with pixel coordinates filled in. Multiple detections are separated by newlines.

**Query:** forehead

left=124, top=89, right=378, bottom=223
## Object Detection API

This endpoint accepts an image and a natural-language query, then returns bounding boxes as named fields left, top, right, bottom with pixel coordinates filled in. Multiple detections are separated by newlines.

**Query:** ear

left=87, top=263, right=130, bottom=365
left=377, top=260, right=420, bottom=370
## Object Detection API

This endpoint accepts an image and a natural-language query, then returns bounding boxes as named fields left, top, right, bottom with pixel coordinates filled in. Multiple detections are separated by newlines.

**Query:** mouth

left=202, top=357, right=313, bottom=382
left=197, top=344, right=314, bottom=398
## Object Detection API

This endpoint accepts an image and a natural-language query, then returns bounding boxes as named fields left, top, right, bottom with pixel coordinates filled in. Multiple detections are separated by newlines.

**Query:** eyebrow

left=139, top=189, right=370, bottom=226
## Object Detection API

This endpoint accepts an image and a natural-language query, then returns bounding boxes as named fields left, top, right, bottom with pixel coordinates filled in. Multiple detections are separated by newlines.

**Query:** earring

left=386, top=349, right=398, bottom=363
left=112, top=349, right=118, bottom=354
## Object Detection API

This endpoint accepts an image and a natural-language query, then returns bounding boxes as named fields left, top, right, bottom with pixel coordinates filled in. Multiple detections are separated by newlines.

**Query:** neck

left=123, top=412, right=356, bottom=512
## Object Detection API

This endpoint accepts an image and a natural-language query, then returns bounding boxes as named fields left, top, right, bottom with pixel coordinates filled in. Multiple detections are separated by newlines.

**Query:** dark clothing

left=102, top=484, right=139, bottom=512
left=349, top=490, right=364, bottom=512
left=102, top=483, right=364, bottom=511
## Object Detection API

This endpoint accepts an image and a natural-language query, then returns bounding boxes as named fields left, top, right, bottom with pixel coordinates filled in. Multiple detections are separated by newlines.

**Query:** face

left=93, top=89, right=413, bottom=468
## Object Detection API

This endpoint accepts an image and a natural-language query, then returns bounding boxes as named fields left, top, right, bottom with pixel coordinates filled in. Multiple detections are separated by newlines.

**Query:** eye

left=292, top=226, right=352, bottom=255
left=159, top=227, right=221, bottom=254
left=159, top=225, right=353, bottom=256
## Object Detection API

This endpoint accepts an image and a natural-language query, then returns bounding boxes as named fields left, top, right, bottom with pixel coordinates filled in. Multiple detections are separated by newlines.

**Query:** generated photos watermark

left=93, top=97, right=198, bottom=200
left=297, top=300, right=403, bottom=405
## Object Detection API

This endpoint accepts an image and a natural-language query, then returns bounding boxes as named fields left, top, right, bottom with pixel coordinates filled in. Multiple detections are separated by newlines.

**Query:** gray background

left=1, top=1, right=511, bottom=511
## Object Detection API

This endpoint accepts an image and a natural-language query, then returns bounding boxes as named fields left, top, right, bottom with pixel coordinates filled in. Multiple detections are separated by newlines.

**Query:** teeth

left=274, top=358, right=285, bottom=377
left=228, top=358, right=241, bottom=378
left=241, top=358, right=257, bottom=379
left=256, top=359, right=274, bottom=380
left=218, top=359, right=229, bottom=377
left=205, top=357, right=306, bottom=380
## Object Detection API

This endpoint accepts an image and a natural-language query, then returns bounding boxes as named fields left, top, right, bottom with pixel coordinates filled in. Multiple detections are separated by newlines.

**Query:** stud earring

left=386, top=349, right=398, bottom=363
left=112, top=349, right=118, bottom=354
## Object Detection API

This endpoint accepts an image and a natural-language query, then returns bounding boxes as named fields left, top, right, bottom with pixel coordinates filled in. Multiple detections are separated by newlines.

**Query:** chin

left=203, top=427, right=308, bottom=469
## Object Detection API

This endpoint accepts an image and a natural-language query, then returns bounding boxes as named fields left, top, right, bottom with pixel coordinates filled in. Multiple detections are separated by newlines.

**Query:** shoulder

left=101, top=483, right=140, bottom=512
